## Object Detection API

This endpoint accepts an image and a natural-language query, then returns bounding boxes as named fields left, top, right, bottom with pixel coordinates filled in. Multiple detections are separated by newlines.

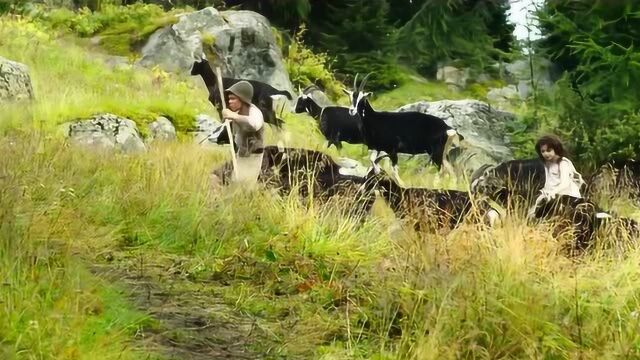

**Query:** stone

left=61, top=113, right=146, bottom=153
left=147, top=116, right=177, bottom=142
left=396, top=100, right=516, bottom=174
left=0, top=56, right=34, bottom=103
left=138, top=7, right=293, bottom=96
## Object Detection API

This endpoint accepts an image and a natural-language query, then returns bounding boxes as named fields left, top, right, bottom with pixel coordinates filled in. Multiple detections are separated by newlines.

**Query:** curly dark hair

left=535, top=134, right=566, bottom=161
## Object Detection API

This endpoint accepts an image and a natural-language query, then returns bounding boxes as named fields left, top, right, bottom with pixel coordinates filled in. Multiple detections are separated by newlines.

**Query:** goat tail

left=277, top=90, right=293, bottom=100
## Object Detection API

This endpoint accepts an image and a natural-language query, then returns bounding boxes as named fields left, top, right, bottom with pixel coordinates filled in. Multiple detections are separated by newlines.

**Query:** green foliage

left=337, top=53, right=408, bottom=91
left=395, top=0, right=514, bottom=76
left=534, top=0, right=640, bottom=165
left=283, top=25, right=343, bottom=101
left=305, top=0, right=404, bottom=91
left=30, top=3, right=179, bottom=55
left=0, top=18, right=208, bottom=131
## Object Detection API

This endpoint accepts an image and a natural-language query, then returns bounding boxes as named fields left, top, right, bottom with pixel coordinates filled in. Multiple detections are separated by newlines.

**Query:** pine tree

left=394, top=0, right=514, bottom=76
left=224, top=0, right=311, bottom=30
left=535, top=0, right=640, bottom=164
left=305, top=0, right=402, bottom=90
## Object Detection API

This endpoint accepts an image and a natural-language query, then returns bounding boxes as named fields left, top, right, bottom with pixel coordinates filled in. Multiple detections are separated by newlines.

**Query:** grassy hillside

left=2, top=12, right=640, bottom=360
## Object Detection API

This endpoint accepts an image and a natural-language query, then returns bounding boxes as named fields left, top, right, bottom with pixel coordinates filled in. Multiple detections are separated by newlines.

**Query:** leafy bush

left=30, top=3, right=179, bottom=55
left=395, top=0, right=514, bottom=77
left=535, top=1, right=640, bottom=166
left=283, top=25, right=344, bottom=101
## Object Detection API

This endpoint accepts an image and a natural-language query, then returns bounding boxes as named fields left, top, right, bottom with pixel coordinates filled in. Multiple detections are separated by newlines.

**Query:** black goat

left=294, top=85, right=364, bottom=151
left=190, top=58, right=292, bottom=129
left=469, top=158, right=546, bottom=208
left=346, top=73, right=462, bottom=182
left=532, top=194, right=639, bottom=252
left=469, top=158, right=638, bottom=251
left=211, top=145, right=375, bottom=218
left=358, top=157, right=488, bottom=233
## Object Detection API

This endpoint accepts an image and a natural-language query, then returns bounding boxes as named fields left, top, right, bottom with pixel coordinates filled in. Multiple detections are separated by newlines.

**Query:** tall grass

left=0, top=135, right=159, bottom=359
left=3, top=13, right=640, bottom=360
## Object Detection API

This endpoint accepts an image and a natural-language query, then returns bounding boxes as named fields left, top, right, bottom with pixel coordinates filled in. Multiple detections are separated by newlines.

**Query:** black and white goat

left=190, top=58, right=292, bottom=129
left=294, top=85, right=364, bottom=150
left=345, top=73, right=462, bottom=184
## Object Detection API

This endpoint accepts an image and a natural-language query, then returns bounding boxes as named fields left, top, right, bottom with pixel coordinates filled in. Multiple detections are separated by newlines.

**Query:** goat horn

left=358, top=72, right=373, bottom=93
left=298, top=85, right=302, bottom=97
left=353, top=73, right=359, bottom=91
left=373, top=153, right=390, bottom=165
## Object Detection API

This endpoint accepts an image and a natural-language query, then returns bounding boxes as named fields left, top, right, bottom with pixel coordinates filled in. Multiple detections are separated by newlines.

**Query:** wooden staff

left=216, top=66, right=238, bottom=180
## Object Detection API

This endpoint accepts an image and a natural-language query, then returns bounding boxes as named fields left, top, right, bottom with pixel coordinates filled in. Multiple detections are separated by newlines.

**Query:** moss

left=97, top=15, right=179, bottom=56
left=201, top=32, right=215, bottom=47
left=98, top=33, right=133, bottom=56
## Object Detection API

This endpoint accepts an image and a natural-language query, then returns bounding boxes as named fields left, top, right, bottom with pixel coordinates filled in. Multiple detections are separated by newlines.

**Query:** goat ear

left=363, top=92, right=372, bottom=98
left=342, top=88, right=351, bottom=96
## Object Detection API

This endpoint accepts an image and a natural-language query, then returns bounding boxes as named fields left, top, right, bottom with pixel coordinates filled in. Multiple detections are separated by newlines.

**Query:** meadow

left=2, top=15, right=640, bottom=359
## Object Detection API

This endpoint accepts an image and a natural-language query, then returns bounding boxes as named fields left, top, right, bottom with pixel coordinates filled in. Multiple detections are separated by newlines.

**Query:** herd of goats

left=190, top=58, right=640, bottom=253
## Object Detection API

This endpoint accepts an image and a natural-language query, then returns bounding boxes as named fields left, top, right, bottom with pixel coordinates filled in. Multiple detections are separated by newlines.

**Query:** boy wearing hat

left=221, top=80, right=265, bottom=157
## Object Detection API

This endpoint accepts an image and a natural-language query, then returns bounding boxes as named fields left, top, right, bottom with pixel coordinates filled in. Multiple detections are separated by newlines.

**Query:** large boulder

left=0, top=56, right=35, bottom=103
left=147, top=116, right=177, bottom=143
left=396, top=100, right=515, bottom=174
left=502, top=58, right=559, bottom=99
left=436, top=65, right=469, bottom=92
left=138, top=7, right=293, bottom=95
left=60, top=113, right=146, bottom=153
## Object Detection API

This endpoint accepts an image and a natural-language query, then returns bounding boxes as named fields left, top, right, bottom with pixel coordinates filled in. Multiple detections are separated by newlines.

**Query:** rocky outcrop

left=192, top=114, right=225, bottom=146
left=138, top=7, right=293, bottom=95
left=147, top=116, right=177, bottom=143
left=60, top=113, right=146, bottom=153
left=436, top=65, right=469, bottom=91
left=0, top=56, right=35, bottom=102
left=486, top=85, right=520, bottom=108
left=396, top=100, right=515, bottom=173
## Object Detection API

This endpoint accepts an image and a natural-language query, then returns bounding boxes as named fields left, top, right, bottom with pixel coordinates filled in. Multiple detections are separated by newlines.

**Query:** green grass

left=0, top=138, right=160, bottom=359
left=2, top=12, right=640, bottom=360
left=31, top=3, right=183, bottom=56
left=0, top=18, right=210, bottom=133
left=369, top=78, right=470, bottom=111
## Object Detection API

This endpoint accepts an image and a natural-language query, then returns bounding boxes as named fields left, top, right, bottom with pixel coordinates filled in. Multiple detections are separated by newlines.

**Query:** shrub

left=31, top=3, right=180, bottom=55
left=283, top=25, right=344, bottom=101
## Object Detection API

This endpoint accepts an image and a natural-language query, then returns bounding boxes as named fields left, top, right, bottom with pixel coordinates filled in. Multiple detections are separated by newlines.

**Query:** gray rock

left=138, top=7, right=293, bottom=96
left=436, top=65, right=469, bottom=91
left=0, top=56, right=35, bottom=103
left=503, top=58, right=558, bottom=98
left=193, top=113, right=225, bottom=146
left=62, top=113, right=146, bottom=153
left=336, top=157, right=369, bottom=177
left=301, top=87, right=333, bottom=108
left=147, top=116, right=177, bottom=142
left=486, top=85, right=520, bottom=107
left=396, top=100, right=515, bottom=174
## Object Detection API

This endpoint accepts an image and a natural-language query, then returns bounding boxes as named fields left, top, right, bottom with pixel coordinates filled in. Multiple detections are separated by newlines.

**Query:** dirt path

left=90, top=253, right=278, bottom=360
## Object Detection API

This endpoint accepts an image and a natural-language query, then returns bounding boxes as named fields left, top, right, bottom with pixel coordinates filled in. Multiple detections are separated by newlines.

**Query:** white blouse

left=541, top=157, right=583, bottom=199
